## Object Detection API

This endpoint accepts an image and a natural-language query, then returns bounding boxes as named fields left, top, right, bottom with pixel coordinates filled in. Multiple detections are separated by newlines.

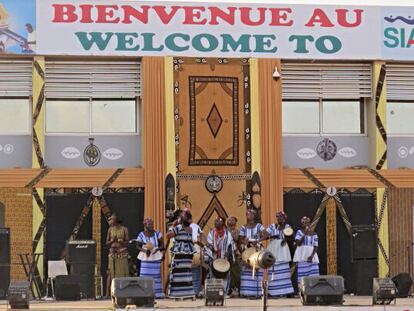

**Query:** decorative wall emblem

left=91, top=187, right=103, bottom=197
left=398, top=146, right=409, bottom=158
left=297, top=148, right=317, bottom=159
left=83, top=138, right=101, bottom=167
left=316, top=138, right=337, bottom=161
left=2, top=144, right=14, bottom=155
left=205, top=175, right=223, bottom=193
left=102, top=148, right=124, bottom=160
left=61, top=147, right=81, bottom=159
left=338, top=147, right=357, bottom=158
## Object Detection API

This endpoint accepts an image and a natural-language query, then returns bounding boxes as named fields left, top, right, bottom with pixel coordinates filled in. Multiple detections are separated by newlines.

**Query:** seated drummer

left=206, top=217, right=234, bottom=294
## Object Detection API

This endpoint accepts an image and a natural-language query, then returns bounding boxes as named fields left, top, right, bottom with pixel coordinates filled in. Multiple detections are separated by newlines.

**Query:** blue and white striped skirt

left=192, top=267, right=202, bottom=295
left=297, top=262, right=320, bottom=287
left=140, top=260, right=164, bottom=298
left=267, top=262, right=294, bottom=296
left=169, top=254, right=195, bottom=298
left=240, top=266, right=263, bottom=298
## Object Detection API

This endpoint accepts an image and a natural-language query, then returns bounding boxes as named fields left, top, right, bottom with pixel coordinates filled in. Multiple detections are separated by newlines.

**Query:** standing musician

left=239, top=209, right=268, bottom=298
left=227, top=216, right=241, bottom=297
left=136, top=218, right=165, bottom=298
left=106, top=214, right=130, bottom=294
left=166, top=209, right=196, bottom=298
left=107, top=214, right=130, bottom=278
left=265, top=211, right=294, bottom=297
left=206, top=217, right=234, bottom=294
left=188, top=213, right=205, bottom=297
left=293, top=216, right=320, bottom=287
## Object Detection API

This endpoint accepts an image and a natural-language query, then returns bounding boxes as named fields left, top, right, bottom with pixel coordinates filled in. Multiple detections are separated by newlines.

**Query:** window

left=387, top=102, right=414, bottom=135
left=0, top=99, right=31, bottom=134
left=282, top=99, right=365, bottom=135
left=46, top=99, right=137, bottom=134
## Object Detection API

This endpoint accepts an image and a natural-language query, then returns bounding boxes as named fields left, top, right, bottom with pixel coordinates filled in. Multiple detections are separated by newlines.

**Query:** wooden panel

left=388, top=188, right=414, bottom=280
left=258, top=59, right=283, bottom=226
left=381, top=170, right=414, bottom=188
left=309, top=169, right=384, bottom=188
left=0, top=168, right=144, bottom=188
left=283, top=169, right=315, bottom=188
left=142, top=57, right=166, bottom=232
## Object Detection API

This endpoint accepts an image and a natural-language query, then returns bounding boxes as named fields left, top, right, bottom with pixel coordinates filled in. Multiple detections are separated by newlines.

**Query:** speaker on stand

left=66, top=240, right=96, bottom=299
left=0, top=228, right=10, bottom=299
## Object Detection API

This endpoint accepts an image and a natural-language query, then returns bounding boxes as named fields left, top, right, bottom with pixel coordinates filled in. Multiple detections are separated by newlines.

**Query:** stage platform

left=0, top=296, right=413, bottom=311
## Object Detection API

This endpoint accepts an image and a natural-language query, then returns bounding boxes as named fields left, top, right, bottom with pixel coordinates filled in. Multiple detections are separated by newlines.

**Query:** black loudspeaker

left=205, top=279, right=225, bottom=306
left=0, top=228, right=10, bottom=299
left=392, top=273, right=413, bottom=298
left=8, top=281, right=30, bottom=309
left=299, top=276, right=344, bottom=305
left=66, top=240, right=96, bottom=264
left=55, top=275, right=81, bottom=301
left=351, top=225, right=377, bottom=260
left=111, top=277, right=155, bottom=308
left=373, top=278, right=397, bottom=305
left=69, top=263, right=95, bottom=298
left=352, top=259, right=378, bottom=295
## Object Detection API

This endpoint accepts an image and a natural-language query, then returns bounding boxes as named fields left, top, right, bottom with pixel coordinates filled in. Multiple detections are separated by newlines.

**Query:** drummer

left=136, top=218, right=165, bottom=298
left=293, top=216, right=320, bottom=287
left=265, top=211, right=294, bottom=297
left=206, top=217, right=234, bottom=294
left=239, top=209, right=268, bottom=298
left=227, top=216, right=241, bottom=297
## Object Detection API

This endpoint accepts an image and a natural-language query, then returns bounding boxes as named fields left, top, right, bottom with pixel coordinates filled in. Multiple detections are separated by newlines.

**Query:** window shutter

left=45, top=60, right=141, bottom=98
left=282, top=62, right=372, bottom=99
left=0, top=59, right=32, bottom=97
left=387, top=63, right=414, bottom=101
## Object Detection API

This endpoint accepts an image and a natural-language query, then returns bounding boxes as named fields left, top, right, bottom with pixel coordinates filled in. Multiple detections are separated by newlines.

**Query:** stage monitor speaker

left=111, top=277, right=154, bottom=308
left=8, top=281, right=30, bottom=309
left=373, top=278, right=396, bottom=305
left=392, top=273, right=413, bottom=298
left=55, top=275, right=81, bottom=301
left=299, top=276, right=344, bottom=305
left=66, top=240, right=96, bottom=264
left=351, top=225, right=377, bottom=260
left=205, top=279, right=225, bottom=306
left=352, top=259, right=377, bottom=295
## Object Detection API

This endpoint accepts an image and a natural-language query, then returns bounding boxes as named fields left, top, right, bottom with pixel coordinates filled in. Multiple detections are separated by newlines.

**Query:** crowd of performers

left=105, top=209, right=319, bottom=299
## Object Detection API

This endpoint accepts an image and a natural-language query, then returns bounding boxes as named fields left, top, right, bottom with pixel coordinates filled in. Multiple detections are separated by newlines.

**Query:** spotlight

left=272, top=66, right=280, bottom=79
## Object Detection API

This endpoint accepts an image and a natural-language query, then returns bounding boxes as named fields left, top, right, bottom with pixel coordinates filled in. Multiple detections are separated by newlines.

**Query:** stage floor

left=0, top=296, right=413, bottom=311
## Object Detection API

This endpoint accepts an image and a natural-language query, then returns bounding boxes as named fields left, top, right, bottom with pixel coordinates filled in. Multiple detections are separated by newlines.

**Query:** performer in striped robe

left=266, top=212, right=294, bottom=297
left=239, top=209, right=267, bottom=298
left=166, top=209, right=196, bottom=298
left=206, top=217, right=234, bottom=294
left=293, top=216, right=320, bottom=287
left=136, top=218, right=165, bottom=298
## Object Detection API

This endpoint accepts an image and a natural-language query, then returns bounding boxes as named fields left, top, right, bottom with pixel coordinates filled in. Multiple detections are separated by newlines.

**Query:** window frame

left=386, top=100, right=414, bottom=137
left=282, top=98, right=367, bottom=137
left=45, top=97, right=140, bottom=136
left=0, top=97, right=32, bottom=135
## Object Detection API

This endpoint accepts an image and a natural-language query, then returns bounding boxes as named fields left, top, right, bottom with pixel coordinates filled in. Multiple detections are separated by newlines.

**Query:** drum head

left=213, top=258, right=230, bottom=273
left=242, top=247, right=256, bottom=264
left=283, top=227, right=294, bottom=237
left=145, top=242, right=154, bottom=251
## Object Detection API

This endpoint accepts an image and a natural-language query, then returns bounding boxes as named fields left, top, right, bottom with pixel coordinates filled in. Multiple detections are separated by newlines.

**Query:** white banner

left=36, top=0, right=414, bottom=60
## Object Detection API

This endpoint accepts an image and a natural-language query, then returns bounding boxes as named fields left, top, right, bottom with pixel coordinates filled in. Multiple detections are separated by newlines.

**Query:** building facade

left=1, top=0, right=414, bottom=295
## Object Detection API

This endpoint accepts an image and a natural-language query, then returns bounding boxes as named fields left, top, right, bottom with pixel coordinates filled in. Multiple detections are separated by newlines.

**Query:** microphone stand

left=261, top=268, right=269, bottom=311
